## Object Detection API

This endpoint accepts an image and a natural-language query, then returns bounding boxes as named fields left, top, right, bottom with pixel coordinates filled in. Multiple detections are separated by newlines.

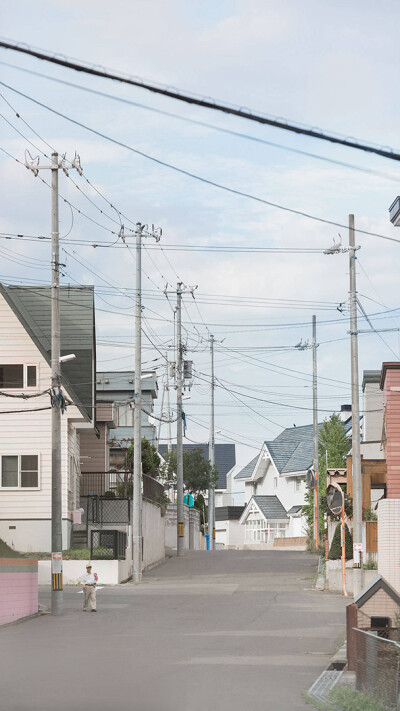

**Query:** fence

left=80, top=471, right=131, bottom=497
left=90, top=530, right=127, bottom=560
left=80, top=472, right=165, bottom=506
left=87, top=496, right=130, bottom=525
left=354, top=628, right=400, bottom=709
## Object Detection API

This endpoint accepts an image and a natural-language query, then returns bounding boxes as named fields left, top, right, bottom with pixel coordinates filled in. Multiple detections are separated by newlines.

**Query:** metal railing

left=80, top=471, right=165, bottom=505
left=80, top=471, right=131, bottom=497
left=90, top=529, right=127, bottom=560
left=354, top=628, right=400, bottom=709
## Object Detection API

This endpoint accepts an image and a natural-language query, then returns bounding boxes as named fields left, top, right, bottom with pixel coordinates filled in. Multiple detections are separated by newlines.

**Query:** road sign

left=184, top=494, right=194, bottom=508
left=326, top=483, right=344, bottom=516
left=353, top=543, right=362, bottom=552
left=306, top=469, right=316, bottom=489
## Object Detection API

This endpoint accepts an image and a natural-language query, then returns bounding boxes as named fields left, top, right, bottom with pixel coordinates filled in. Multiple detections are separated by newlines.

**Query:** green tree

left=114, top=438, right=162, bottom=497
left=303, top=413, right=350, bottom=542
left=126, top=438, right=161, bottom=478
left=328, top=522, right=353, bottom=560
left=163, top=448, right=218, bottom=494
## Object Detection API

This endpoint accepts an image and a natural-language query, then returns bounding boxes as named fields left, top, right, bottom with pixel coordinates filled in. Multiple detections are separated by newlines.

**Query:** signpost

left=184, top=494, right=194, bottom=508
left=326, top=483, right=348, bottom=597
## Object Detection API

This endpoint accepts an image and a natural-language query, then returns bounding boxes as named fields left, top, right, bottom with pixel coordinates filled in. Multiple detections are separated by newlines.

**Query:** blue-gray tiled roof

left=253, top=495, right=288, bottom=520
left=158, top=443, right=235, bottom=489
left=234, top=455, right=258, bottom=480
left=266, top=423, right=323, bottom=474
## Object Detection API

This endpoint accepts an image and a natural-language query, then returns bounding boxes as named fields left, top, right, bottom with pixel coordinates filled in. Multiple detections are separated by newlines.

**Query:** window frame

left=0, top=363, right=39, bottom=390
left=0, top=453, right=40, bottom=490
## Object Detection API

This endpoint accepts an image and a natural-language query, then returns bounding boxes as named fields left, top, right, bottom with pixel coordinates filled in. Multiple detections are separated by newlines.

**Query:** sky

left=1, top=1, right=400, bottom=485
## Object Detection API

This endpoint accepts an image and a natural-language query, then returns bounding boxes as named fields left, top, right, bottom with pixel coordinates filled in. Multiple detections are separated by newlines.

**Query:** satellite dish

left=306, top=469, right=316, bottom=489
left=326, top=483, right=344, bottom=516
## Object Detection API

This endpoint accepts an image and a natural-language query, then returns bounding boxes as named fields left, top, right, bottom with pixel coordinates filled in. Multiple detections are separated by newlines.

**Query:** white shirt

left=81, top=572, right=97, bottom=586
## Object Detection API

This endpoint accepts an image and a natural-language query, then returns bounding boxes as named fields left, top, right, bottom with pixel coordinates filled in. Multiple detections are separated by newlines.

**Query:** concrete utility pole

left=50, top=152, right=63, bottom=614
left=26, top=150, right=82, bottom=615
left=176, top=283, right=184, bottom=555
left=133, top=222, right=144, bottom=583
left=119, top=222, right=161, bottom=583
left=312, top=316, right=319, bottom=550
left=349, top=214, right=364, bottom=596
left=208, top=334, right=216, bottom=550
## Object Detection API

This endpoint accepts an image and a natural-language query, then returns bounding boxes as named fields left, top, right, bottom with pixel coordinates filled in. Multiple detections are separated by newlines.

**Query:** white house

left=0, top=285, right=96, bottom=553
left=216, top=424, right=320, bottom=548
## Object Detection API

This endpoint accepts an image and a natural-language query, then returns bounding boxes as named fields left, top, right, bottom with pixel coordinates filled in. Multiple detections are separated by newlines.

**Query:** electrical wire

left=2, top=60, right=400, bottom=184
left=1, top=81, right=400, bottom=246
left=1, top=40, right=399, bottom=161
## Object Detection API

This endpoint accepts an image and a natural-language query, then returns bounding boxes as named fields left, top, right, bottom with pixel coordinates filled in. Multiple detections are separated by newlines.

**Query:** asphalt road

left=0, top=550, right=347, bottom=711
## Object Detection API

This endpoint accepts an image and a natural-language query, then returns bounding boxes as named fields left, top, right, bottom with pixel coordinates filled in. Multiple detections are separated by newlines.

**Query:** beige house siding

left=80, top=423, right=110, bottom=473
left=0, top=294, right=90, bottom=550
left=357, top=588, right=400, bottom=627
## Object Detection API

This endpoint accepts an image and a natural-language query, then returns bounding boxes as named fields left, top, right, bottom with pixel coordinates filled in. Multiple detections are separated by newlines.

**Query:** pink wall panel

left=0, top=561, right=38, bottom=625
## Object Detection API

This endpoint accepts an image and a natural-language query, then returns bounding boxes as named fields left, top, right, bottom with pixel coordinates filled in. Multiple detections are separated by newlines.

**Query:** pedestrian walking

left=81, top=563, right=98, bottom=612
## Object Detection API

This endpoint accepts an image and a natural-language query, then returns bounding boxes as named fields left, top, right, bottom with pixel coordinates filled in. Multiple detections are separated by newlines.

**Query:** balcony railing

left=80, top=471, right=165, bottom=505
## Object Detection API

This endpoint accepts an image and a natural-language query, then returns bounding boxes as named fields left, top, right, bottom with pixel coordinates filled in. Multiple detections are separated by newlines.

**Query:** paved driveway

left=0, top=550, right=347, bottom=711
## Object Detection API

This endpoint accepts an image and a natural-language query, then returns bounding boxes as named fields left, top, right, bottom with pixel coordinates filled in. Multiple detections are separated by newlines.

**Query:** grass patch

left=330, top=687, right=389, bottom=711
left=0, top=538, right=24, bottom=558
left=302, top=691, right=332, bottom=710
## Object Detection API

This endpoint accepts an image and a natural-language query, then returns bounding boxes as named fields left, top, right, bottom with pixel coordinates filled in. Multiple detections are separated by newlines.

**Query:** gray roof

left=158, top=443, right=235, bottom=489
left=287, top=505, right=302, bottom=515
left=0, top=285, right=95, bottom=421
left=266, top=423, right=322, bottom=474
left=354, top=574, right=400, bottom=608
left=234, top=455, right=259, bottom=480
left=253, top=495, right=288, bottom=520
left=215, top=506, right=245, bottom=521
left=97, top=371, right=158, bottom=399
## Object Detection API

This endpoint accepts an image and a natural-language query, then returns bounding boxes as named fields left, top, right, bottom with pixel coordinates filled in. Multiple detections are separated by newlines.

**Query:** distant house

left=224, top=424, right=324, bottom=546
left=95, top=371, right=158, bottom=468
left=0, top=285, right=96, bottom=553
left=158, top=443, right=236, bottom=501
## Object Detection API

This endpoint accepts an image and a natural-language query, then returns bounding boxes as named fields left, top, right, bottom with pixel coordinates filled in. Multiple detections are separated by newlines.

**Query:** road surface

left=0, top=550, right=347, bottom=711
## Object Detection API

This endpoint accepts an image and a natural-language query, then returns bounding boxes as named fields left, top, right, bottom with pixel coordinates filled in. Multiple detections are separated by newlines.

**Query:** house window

left=116, top=403, right=133, bottom=426
left=1, top=455, right=39, bottom=488
left=274, top=477, right=278, bottom=489
left=295, top=478, right=302, bottom=492
left=0, top=364, right=37, bottom=389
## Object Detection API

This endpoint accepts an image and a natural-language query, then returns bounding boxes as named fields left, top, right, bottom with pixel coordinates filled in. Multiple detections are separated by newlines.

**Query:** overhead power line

left=1, top=82, right=399, bottom=246
left=2, top=60, right=399, bottom=184
left=0, top=39, right=399, bottom=161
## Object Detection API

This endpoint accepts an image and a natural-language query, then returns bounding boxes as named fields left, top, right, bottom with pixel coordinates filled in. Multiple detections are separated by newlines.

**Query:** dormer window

left=0, top=364, right=37, bottom=389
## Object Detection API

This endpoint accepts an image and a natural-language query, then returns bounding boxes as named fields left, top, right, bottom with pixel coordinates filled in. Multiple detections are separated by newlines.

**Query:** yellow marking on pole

left=178, top=522, right=184, bottom=537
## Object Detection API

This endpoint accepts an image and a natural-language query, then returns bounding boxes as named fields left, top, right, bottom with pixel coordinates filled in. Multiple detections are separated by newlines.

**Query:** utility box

left=72, top=509, right=83, bottom=525
left=183, top=360, right=193, bottom=380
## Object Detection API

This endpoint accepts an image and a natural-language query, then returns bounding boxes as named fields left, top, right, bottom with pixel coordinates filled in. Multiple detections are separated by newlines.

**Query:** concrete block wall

left=378, top=498, right=400, bottom=593
left=0, top=558, right=38, bottom=625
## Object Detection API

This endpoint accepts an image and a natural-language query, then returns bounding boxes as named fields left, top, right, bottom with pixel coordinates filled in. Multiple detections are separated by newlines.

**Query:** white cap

left=86, top=563, right=92, bottom=569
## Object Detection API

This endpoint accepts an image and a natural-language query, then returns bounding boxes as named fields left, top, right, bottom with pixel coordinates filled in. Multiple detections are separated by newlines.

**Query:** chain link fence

left=354, top=628, right=400, bottom=710
left=90, top=530, right=127, bottom=560
left=87, top=496, right=130, bottom=525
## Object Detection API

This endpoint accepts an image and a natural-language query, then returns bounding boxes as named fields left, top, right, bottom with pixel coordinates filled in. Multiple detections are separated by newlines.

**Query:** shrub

left=364, top=508, right=377, bottom=521
left=328, top=522, right=353, bottom=560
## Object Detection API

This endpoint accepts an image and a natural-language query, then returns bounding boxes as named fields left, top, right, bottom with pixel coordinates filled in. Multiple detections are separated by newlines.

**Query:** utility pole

left=349, top=214, right=363, bottom=596
left=166, top=354, right=172, bottom=453
left=312, top=316, right=319, bottom=550
left=51, top=153, right=63, bottom=614
left=120, top=223, right=161, bottom=583
left=208, top=334, right=216, bottom=550
left=176, top=282, right=184, bottom=556
left=26, top=150, right=82, bottom=615
left=133, top=222, right=144, bottom=583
